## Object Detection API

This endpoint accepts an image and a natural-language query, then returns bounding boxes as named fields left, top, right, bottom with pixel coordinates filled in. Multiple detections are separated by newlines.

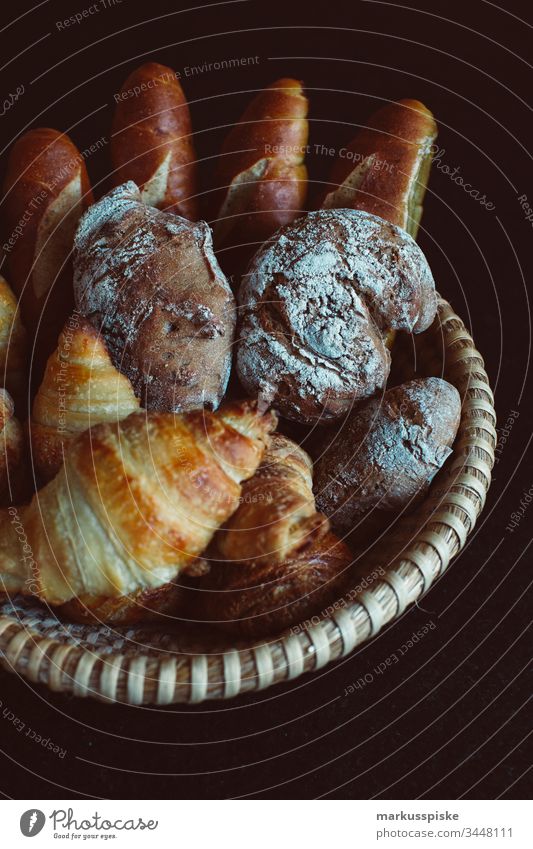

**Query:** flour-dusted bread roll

left=314, top=378, right=461, bottom=535
left=236, top=209, right=436, bottom=423
left=73, top=181, right=236, bottom=412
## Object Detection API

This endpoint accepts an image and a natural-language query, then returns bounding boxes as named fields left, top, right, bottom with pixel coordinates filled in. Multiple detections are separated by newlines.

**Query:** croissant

left=216, top=433, right=329, bottom=566
left=198, top=531, right=353, bottom=638
left=0, top=389, right=25, bottom=507
left=0, top=401, right=276, bottom=610
left=59, top=581, right=188, bottom=626
left=59, top=557, right=211, bottom=626
left=0, top=276, right=28, bottom=410
left=30, top=314, right=140, bottom=481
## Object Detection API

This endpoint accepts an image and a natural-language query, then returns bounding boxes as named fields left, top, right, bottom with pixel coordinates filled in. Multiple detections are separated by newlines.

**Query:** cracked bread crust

left=73, top=181, right=236, bottom=412
left=236, top=209, right=436, bottom=423
left=314, top=378, right=461, bottom=535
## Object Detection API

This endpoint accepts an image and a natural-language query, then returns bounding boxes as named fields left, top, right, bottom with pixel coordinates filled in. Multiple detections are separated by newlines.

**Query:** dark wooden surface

left=0, top=0, right=531, bottom=799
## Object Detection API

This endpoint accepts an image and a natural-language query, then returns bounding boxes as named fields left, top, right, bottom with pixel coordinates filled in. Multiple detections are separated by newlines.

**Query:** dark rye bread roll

left=236, top=209, right=436, bottom=423
left=314, top=378, right=461, bottom=536
left=73, top=181, right=236, bottom=413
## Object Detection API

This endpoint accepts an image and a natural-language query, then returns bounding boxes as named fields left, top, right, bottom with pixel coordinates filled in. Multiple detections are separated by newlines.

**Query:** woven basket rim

left=0, top=296, right=496, bottom=705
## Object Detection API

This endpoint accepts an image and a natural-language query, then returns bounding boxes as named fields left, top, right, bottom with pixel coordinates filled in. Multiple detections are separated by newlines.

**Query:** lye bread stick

left=2, top=128, right=93, bottom=384
left=322, top=98, right=437, bottom=239
left=111, top=62, right=198, bottom=220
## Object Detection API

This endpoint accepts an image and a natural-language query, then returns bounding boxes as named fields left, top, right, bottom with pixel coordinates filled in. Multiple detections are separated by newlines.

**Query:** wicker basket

left=0, top=296, right=496, bottom=705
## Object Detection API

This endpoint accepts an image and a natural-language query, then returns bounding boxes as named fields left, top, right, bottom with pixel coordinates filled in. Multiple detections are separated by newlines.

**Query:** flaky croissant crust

left=199, top=531, right=353, bottom=637
left=1, top=401, right=276, bottom=607
left=30, top=315, right=140, bottom=481
left=216, top=433, right=329, bottom=566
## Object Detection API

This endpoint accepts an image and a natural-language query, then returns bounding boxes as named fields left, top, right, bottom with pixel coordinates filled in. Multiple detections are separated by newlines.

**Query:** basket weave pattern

left=0, top=297, right=496, bottom=704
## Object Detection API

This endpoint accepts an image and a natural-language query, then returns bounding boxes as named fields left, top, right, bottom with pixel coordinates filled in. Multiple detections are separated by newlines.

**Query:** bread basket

left=0, top=296, right=496, bottom=704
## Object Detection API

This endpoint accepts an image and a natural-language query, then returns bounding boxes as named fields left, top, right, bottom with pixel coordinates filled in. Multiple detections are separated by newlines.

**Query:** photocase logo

left=20, top=809, right=46, bottom=837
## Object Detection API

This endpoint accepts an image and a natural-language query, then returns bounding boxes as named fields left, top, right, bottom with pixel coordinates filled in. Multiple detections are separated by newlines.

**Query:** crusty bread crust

left=213, top=78, right=308, bottom=247
left=111, top=62, right=198, bottom=220
left=236, top=209, right=436, bottom=423
left=322, top=99, right=437, bottom=238
left=73, top=182, right=236, bottom=413
left=2, top=128, right=93, bottom=381
left=314, top=378, right=461, bottom=536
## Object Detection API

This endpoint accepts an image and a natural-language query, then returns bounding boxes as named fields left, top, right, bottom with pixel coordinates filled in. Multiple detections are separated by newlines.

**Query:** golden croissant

left=0, top=388, right=25, bottom=507
left=216, top=433, right=329, bottom=566
left=59, top=572, right=205, bottom=626
left=0, top=276, right=27, bottom=410
left=30, top=314, right=140, bottom=481
left=0, top=401, right=276, bottom=611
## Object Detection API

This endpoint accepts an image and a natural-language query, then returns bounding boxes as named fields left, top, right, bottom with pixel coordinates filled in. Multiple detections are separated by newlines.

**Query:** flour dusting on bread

left=73, top=182, right=236, bottom=412
left=237, top=209, right=436, bottom=423
left=314, top=377, right=461, bottom=534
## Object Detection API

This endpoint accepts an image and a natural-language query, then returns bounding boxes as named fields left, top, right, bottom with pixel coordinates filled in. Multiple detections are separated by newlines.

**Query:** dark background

left=0, top=0, right=531, bottom=799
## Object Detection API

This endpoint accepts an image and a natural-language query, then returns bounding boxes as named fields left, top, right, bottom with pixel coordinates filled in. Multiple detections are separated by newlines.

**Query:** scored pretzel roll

left=0, top=276, right=28, bottom=410
left=111, top=62, right=198, bottom=220
left=2, top=128, right=93, bottom=381
left=216, top=433, right=329, bottom=566
left=212, top=78, right=309, bottom=250
left=30, top=314, right=140, bottom=482
left=322, top=99, right=437, bottom=239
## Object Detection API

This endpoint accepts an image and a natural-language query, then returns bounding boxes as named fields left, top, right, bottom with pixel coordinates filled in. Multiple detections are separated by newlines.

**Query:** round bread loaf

left=236, top=209, right=436, bottom=423
left=314, top=377, right=461, bottom=535
left=73, top=182, right=236, bottom=413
